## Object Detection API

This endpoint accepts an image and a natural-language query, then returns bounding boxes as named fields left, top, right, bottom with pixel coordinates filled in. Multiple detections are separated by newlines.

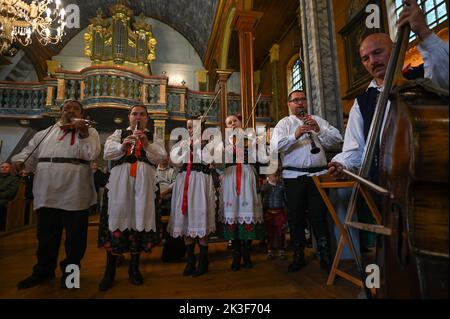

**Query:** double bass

left=378, top=65, right=448, bottom=297
left=344, top=24, right=448, bottom=298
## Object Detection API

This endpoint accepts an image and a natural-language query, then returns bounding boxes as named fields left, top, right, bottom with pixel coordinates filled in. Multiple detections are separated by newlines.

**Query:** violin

left=59, top=118, right=97, bottom=130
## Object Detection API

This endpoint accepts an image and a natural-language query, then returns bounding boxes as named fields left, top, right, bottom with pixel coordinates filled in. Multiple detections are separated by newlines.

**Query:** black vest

left=356, top=64, right=424, bottom=182
left=111, top=129, right=155, bottom=168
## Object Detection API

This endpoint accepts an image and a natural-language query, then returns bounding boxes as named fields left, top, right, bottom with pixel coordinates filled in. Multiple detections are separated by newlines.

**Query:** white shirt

left=103, top=128, right=167, bottom=164
left=156, top=166, right=178, bottom=193
left=12, top=123, right=101, bottom=211
left=417, top=33, right=449, bottom=91
left=332, top=33, right=449, bottom=171
left=271, top=114, right=343, bottom=178
left=103, top=128, right=166, bottom=232
left=170, top=140, right=215, bottom=166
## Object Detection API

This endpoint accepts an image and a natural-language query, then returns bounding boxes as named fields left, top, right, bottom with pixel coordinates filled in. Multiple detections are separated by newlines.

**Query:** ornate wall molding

left=299, top=0, right=343, bottom=132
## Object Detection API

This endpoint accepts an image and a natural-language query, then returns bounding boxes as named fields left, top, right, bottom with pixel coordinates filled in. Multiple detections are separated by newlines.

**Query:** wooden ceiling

left=252, top=0, right=299, bottom=68
left=213, top=0, right=300, bottom=71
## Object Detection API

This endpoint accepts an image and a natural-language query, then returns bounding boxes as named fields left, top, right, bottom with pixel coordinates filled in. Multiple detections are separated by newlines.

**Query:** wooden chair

left=312, top=174, right=383, bottom=290
left=5, top=180, right=26, bottom=231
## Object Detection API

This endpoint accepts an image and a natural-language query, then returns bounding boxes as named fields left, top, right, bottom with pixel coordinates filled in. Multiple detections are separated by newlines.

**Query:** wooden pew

left=5, top=181, right=26, bottom=232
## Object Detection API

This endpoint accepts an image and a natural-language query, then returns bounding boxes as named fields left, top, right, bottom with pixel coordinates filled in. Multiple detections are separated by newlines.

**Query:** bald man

left=328, top=0, right=449, bottom=178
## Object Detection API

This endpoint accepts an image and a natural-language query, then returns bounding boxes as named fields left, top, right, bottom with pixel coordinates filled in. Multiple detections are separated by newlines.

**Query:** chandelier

left=0, top=0, right=66, bottom=55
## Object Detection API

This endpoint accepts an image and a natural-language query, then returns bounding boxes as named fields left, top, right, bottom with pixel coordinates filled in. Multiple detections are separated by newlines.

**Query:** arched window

left=393, top=0, right=448, bottom=42
left=291, top=59, right=304, bottom=91
left=287, top=54, right=305, bottom=96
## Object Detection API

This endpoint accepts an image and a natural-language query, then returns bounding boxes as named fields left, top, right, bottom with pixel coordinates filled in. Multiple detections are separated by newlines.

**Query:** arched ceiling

left=61, top=0, right=219, bottom=59
left=4, top=0, right=301, bottom=81
left=6, top=0, right=219, bottom=80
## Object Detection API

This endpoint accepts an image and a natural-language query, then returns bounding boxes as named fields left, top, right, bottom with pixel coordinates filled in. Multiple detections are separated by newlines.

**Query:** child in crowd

left=261, top=172, right=287, bottom=260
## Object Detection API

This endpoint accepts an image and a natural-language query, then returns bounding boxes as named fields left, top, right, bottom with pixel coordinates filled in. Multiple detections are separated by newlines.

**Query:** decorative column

left=179, top=86, right=187, bottom=113
left=46, top=86, right=54, bottom=106
left=197, top=70, right=208, bottom=92
left=217, top=69, right=233, bottom=136
left=269, top=44, right=280, bottom=122
left=299, top=0, right=343, bottom=131
left=56, top=78, right=66, bottom=104
left=141, top=83, right=147, bottom=104
left=232, top=10, right=263, bottom=129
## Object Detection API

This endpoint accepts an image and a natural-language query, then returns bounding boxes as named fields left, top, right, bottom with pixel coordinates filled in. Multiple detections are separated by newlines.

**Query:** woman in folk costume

left=221, top=114, right=264, bottom=271
left=98, top=104, right=166, bottom=291
left=168, top=118, right=216, bottom=277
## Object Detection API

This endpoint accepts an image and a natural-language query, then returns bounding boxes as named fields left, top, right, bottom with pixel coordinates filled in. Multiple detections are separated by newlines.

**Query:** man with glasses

left=271, top=90, right=342, bottom=273
left=12, top=99, right=101, bottom=289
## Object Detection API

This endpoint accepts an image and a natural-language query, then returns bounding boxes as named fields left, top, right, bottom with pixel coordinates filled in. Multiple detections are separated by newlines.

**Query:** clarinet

left=299, top=109, right=321, bottom=154
left=128, top=121, right=140, bottom=162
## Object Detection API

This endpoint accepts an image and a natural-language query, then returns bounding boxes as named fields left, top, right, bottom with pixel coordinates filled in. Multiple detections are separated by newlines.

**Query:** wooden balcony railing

left=0, top=66, right=272, bottom=123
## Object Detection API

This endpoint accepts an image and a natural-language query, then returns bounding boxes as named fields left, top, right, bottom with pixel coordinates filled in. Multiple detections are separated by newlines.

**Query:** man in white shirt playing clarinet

left=271, top=90, right=343, bottom=273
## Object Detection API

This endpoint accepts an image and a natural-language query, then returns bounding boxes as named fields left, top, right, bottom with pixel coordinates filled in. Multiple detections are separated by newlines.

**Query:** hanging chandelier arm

left=0, top=0, right=66, bottom=55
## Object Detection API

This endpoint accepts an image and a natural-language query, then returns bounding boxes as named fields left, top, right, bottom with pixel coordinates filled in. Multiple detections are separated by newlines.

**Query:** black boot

left=288, top=246, right=306, bottom=273
left=99, top=251, right=117, bottom=291
left=231, top=239, right=241, bottom=271
left=242, top=240, right=253, bottom=269
left=17, top=272, right=55, bottom=290
left=183, top=243, right=196, bottom=276
left=317, top=237, right=332, bottom=273
left=128, top=253, right=143, bottom=285
left=192, top=245, right=208, bottom=277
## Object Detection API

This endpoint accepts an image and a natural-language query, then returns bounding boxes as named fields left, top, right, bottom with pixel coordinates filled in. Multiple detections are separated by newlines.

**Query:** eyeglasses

left=289, top=98, right=307, bottom=103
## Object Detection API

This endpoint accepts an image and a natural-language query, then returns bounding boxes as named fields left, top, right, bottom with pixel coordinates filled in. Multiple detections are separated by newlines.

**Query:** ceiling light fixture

left=0, top=0, right=66, bottom=55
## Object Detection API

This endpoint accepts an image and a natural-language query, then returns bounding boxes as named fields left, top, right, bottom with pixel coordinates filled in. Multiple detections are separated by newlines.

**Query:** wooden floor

left=0, top=219, right=361, bottom=299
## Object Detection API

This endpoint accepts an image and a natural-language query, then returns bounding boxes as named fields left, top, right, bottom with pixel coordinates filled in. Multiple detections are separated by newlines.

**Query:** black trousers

left=284, top=176, right=329, bottom=250
left=33, top=207, right=89, bottom=276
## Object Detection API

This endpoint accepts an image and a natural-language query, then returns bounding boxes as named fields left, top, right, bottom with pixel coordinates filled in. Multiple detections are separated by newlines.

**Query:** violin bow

left=21, top=124, right=57, bottom=166
left=199, top=85, right=222, bottom=123
left=20, top=117, right=96, bottom=166
left=243, top=91, right=262, bottom=130
left=191, top=84, right=222, bottom=142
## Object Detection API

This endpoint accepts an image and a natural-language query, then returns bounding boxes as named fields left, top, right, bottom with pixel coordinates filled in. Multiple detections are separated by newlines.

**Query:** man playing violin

left=12, top=99, right=101, bottom=289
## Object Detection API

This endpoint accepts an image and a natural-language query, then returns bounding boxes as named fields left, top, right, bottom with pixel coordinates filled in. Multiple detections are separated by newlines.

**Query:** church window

left=291, top=59, right=304, bottom=91
left=394, top=0, right=448, bottom=42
